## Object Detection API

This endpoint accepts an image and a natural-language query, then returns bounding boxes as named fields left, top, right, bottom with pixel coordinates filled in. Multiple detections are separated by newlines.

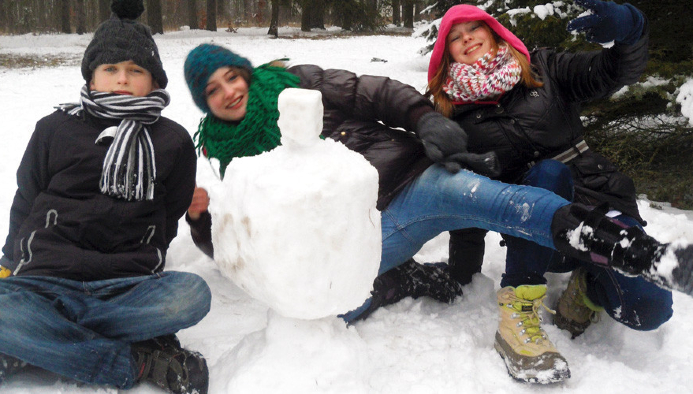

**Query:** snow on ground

left=1, top=25, right=693, bottom=394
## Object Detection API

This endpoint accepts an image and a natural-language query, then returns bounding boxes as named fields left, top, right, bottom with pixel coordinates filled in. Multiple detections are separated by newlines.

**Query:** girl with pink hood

left=426, top=1, right=671, bottom=385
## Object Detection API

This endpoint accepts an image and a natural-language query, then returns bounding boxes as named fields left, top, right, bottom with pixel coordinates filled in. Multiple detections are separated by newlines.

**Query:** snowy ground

left=1, top=25, right=693, bottom=394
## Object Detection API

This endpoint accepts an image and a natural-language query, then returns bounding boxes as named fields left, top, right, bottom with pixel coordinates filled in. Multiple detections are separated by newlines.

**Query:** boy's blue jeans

left=0, top=271, right=211, bottom=388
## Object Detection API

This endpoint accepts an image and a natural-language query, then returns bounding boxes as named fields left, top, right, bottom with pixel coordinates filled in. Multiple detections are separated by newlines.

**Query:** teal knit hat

left=184, top=43, right=254, bottom=114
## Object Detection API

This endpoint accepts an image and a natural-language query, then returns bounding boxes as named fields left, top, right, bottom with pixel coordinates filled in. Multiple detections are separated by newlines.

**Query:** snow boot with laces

left=494, top=285, right=570, bottom=384
left=551, top=203, right=693, bottom=296
left=132, top=334, right=208, bottom=394
left=554, top=267, right=604, bottom=338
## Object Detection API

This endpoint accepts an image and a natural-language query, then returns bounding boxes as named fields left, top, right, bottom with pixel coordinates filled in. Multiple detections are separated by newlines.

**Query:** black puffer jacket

left=455, top=31, right=649, bottom=223
left=2, top=110, right=197, bottom=280
left=189, top=64, right=435, bottom=258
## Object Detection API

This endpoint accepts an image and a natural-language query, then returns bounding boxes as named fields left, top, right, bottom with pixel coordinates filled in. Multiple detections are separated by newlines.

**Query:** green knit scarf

left=194, top=63, right=300, bottom=178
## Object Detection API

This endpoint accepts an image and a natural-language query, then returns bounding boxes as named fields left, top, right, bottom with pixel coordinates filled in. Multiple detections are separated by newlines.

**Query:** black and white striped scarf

left=62, top=86, right=170, bottom=201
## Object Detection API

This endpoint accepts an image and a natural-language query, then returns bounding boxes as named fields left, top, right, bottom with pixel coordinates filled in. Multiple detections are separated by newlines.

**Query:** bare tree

left=188, top=0, right=199, bottom=29
left=99, top=0, right=110, bottom=21
left=207, top=0, right=217, bottom=31
left=217, top=0, right=228, bottom=27
left=268, top=0, right=279, bottom=37
left=300, top=0, right=324, bottom=31
left=147, top=0, right=163, bottom=33
left=402, top=0, right=413, bottom=28
left=76, top=0, right=86, bottom=34
left=392, top=0, right=401, bottom=26
left=61, top=0, right=71, bottom=33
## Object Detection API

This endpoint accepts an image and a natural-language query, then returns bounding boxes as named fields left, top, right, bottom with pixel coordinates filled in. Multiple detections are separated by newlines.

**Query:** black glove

left=416, top=112, right=501, bottom=177
left=567, top=0, right=644, bottom=45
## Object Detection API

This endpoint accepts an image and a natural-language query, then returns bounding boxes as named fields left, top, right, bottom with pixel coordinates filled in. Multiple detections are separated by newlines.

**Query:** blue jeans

left=502, top=160, right=574, bottom=287
left=340, top=164, right=570, bottom=321
left=0, top=272, right=211, bottom=389
left=379, top=164, right=570, bottom=275
left=505, top=160, right=672, bottom=330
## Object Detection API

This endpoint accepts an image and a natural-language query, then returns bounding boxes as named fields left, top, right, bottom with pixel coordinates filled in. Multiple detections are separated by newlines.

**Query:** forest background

left=1, top=0, right=692, bottom=208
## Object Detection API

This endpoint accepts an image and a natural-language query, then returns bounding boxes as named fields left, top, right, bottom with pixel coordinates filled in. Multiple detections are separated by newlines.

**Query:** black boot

left=551, top=203, right=693, bottom=295
left=132, top=335, right=209, bottom=394
left=348, top=259, right=464, bottom=323
left=448, top=228, right=487, bottom=285
left=0, top=354, right=27, bottom=384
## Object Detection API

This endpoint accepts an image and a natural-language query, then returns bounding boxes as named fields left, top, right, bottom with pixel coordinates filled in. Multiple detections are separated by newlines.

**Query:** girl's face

left=447, top=21, right=497, bottom=65
left=90, top=60, right=154, bottom=97
left=205, top=66, right=249, bottom=122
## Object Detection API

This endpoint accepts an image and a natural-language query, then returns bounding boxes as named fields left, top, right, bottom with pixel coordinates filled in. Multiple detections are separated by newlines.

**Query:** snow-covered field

left=1, top=25, right=693, bottom=393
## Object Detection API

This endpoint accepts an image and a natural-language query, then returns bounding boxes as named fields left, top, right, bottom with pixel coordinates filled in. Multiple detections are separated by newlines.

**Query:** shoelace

left=509, top=295, right=556, bottom=344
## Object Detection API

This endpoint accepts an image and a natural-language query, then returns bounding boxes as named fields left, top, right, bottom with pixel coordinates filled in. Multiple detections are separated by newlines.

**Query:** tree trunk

left=402, top=0, right=413, bottom=29
left=37, top=0, right=48, bottom=32
left=147, top=0, right=163, bottom=33
left=268, top=0, right=279, bottom=37
left=392, top=0, right=401, bottom=26
left=187, top=0, right=199, bottom=29
left=75, top=0, right=85, bottom=34
left=244, top=0, right=252, bottom=23
left=98, top=0, right=110, bottom=22
left=0, top=0, right=6, bottom=33
left=61, top=0, right=71, bottom=34
left=300, top=0, right=310, bottom=31
left=206, top=0, right=217, bottom=31
left=301, top=0, right=324, bottom=31
left=217, top=0, right=227, bottom=27
left=311, top=0, right=324, bottom=29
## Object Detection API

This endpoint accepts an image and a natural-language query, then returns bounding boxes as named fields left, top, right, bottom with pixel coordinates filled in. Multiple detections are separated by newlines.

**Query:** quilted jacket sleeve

left=288, top=64, right=434, bottom=134
left=543, top=20, right=649, bottom=103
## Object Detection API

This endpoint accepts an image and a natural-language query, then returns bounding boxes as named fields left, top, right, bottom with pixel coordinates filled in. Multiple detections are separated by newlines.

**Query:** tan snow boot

left=554, top=267, right=604, bottom=338
left=494, top=285, right=570, bottom=384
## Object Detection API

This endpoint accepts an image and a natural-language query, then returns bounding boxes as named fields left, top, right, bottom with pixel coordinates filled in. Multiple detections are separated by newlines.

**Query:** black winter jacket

left=455, top=31, right=649, bottom=223
left=1, top=110, right=197, bottom=280
left=189, top=64, right=435, bottom=258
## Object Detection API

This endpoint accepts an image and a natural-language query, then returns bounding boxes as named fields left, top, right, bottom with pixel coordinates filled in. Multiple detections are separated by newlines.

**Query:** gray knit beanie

left=81, top=0, right=168, bottom=88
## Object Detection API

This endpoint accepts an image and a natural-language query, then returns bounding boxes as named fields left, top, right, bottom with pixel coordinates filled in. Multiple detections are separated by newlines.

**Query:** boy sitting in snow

left=0, top=1, right=210, bottom=393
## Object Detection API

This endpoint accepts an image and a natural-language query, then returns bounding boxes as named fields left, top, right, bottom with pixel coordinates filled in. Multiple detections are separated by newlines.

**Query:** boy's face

left=205, top=66, right=249, bottom=122
left=90, top=60, right=155, bottom=97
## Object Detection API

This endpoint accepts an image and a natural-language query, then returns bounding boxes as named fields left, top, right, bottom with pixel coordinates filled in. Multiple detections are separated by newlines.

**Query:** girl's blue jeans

left=0, top=271, right=211, bottom=388
left=344, top=162, right=672, bottom=328
left=341, top=164, right=570, bottom=321
left=503, top=160, right=672, bottom=330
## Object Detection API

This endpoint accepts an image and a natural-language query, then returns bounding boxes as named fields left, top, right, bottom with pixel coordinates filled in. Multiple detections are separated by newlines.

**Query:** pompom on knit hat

left=184, top=43, right=254, bottom=114
left=428, top=4, right=530, bottom=83
left=81, top=0, right=168, bottom=88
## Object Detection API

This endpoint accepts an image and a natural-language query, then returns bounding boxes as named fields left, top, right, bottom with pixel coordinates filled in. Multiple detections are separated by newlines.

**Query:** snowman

left=208, top=88, right=381, bottom=392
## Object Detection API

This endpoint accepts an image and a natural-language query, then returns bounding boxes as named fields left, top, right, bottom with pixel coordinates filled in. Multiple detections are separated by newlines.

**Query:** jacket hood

left=428, top=4, right=530, bottom=82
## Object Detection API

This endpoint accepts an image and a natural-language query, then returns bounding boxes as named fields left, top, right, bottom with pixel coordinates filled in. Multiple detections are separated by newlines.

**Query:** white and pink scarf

left=444, top=46, right=521, bottom=103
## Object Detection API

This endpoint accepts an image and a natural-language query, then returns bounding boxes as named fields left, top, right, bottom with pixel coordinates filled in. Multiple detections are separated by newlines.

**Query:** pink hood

left=427, top=4, right=530, bottom=82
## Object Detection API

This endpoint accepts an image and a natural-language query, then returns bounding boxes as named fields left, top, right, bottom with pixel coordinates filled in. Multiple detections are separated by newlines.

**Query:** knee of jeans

left=167, top=272, right=212, bottom=317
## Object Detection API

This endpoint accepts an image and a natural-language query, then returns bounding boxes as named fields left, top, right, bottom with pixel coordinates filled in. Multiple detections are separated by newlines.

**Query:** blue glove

left=567, top=0, right=644, bottom=45
left=416, top=112, right=501, bottom=177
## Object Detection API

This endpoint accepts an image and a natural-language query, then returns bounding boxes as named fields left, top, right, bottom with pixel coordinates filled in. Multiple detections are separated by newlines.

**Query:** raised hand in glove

left=416, top=112, right=500, bottom=177
left=567, top=0, right=644, bottom=45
